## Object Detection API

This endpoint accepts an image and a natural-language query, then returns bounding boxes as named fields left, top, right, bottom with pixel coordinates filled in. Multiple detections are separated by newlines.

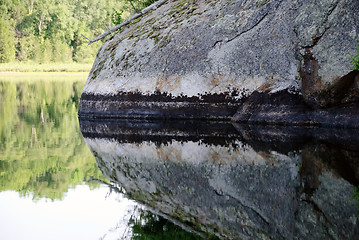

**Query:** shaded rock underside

left=79, top=87, right=359, bottom=128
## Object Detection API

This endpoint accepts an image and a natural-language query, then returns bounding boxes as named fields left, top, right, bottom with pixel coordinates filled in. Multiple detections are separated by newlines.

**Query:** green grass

left=0, top=72, right=89, bottom=82
left=0, top=62, right=93, bottom=72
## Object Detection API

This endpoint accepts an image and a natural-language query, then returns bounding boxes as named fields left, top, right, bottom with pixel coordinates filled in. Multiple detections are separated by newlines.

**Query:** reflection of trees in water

left=93, top=177, right=214, bottom=240
left=352, top=186, right=359, bottom=215
left=0, top=79, right=107, bottom=200
left=100, top=206, right=213, bottom=240
left=88, top=177, right=125, bottom=196
left=129, top=209, right=212, bottom=240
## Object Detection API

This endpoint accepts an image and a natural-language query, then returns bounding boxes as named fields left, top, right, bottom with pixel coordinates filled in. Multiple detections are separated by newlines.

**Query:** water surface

left=1, top=74, right=359, bottom=240
left=79, top=119, right=359, bottom=239
left=0, top=75, right=197, bottom=240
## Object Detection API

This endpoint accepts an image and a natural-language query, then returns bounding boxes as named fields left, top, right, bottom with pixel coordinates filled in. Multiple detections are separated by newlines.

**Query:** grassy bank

left=0, top=72, right=89, bottom=82
left=0, top=62, right=93, bottom=73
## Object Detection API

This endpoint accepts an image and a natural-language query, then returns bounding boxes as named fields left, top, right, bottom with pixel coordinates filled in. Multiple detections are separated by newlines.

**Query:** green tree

left=0, top=18, right=15, bottom=63
left=129, top=210, right=217, bottom=240
left=45, top=3, right=75, bottom=45
left=34, top=38, right=53, bottom=63
left=52, top=38, right=72, bottom=63
left=74, top=42, right=101, bottom=63
left=32, top=0, right=53, bottom=36
left=1, top=0, right=128, bottom=63
left=0, top=0, right=26, bottom=24
left=16, top=35, right=36, bottom=61
left=121, top=0, right=158, bottom=13
left=350, top=40, right=359, bottom=70
left=26, top=0, right=36, bottom=14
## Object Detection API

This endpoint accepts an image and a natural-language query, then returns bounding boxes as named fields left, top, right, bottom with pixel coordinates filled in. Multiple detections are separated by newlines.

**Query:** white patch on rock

left=83, top=70, right=265, bottom=98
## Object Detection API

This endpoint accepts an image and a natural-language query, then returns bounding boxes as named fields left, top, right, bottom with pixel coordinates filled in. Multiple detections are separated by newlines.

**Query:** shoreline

left=0, top=63, right=92, bottom=73
left=0, top=71, right=90, bottom=81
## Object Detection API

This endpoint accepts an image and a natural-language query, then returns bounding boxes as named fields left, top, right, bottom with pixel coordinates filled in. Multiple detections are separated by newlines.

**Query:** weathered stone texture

left=80, top=120, right=359, bottom=240
left=79, top=0, right=359, bottom=125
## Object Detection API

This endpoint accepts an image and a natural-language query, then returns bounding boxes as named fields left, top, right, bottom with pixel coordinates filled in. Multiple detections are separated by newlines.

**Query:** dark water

left=1, top=76, right=359, bottom=239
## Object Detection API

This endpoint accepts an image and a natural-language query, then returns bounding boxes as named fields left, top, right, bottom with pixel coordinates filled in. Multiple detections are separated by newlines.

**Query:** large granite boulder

left=79, top=0, right=359, bottom=126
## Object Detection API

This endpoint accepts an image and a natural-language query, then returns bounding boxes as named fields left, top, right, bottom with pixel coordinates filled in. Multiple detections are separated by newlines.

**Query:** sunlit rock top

left=84, top=0, right=358, bottom=97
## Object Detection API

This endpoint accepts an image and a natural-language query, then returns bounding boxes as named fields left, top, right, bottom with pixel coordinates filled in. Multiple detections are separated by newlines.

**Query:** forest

left=0, top=0, right=156, bottom=64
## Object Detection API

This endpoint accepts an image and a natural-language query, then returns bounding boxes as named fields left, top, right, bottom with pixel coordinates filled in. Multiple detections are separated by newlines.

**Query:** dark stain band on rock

left=79, top=91, right=244, bottom=120
left=79, top=89, right=359, bottom=128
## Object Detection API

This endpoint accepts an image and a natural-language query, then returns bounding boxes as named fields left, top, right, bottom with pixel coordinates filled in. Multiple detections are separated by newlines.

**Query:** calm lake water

left=0, top=74, right=200, bottom=240
left=1, top=73, right=359, bottom=240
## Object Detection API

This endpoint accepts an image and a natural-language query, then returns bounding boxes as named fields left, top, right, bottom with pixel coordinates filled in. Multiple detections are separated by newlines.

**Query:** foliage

left=0, top=0, right=161, bottom=64
left=350, top=40, right=359, bottom=70
left=351, top=186, right=359, bottom=216
left=0, top=77, right=108, bottom=200
left=121, top=0, right=159, bottom=13
left=0, top=18, right=15, bottom=63
left=140, top=0, right=159, bottom=8
left=129, top=209, right=218, bottom=240
left=0, top=0, right=126, bottom=64
left=111, top=9, right=123, bottom=25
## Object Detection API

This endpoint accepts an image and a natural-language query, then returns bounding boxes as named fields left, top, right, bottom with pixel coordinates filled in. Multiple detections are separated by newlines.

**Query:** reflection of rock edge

left=83, top=129, right=359, bottom=240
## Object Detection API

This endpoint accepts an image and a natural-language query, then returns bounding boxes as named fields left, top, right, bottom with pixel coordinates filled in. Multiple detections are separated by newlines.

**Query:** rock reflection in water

left=79, top=120, right=359, bottom=240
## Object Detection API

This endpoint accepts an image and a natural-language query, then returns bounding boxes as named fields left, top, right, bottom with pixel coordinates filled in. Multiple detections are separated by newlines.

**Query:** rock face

left=79, top=0, right=359, bottom=126
left=80, top=120, right=359, bottom=239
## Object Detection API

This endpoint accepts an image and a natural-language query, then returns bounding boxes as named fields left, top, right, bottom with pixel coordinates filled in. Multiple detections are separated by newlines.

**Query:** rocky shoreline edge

left=78, top=88, right=359, bottom=129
